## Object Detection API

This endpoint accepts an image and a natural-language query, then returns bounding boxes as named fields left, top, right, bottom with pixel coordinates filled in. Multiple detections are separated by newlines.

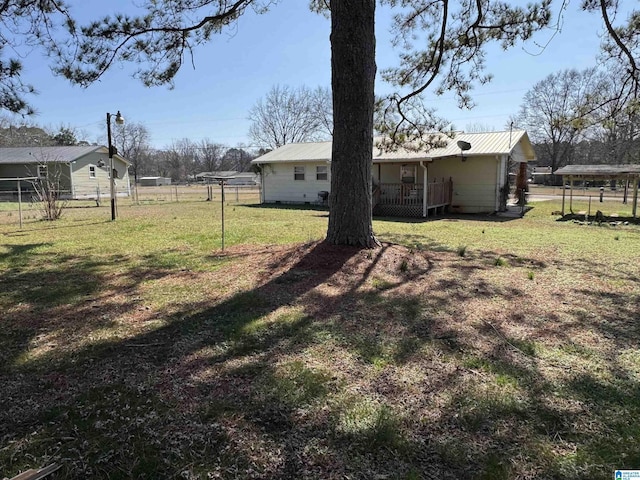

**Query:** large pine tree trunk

left=326, top=0, right=378, bottom=247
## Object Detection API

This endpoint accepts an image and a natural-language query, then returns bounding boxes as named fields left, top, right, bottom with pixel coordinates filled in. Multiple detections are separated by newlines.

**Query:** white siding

left=511, top=142, right=531, bottom=163
left=71, top=152, right=130, bottom=199
left=428, top=155, right=498, bottom=213
left=263, top=162, right=331, bottom=203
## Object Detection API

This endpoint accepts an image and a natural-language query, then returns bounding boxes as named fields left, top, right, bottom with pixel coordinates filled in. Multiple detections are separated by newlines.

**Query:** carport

left=553, top=165, right=640, bottom=218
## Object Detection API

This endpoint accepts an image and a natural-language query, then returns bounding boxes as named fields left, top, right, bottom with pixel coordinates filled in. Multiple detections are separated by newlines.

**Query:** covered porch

left=372, top=178, right=453, bottom=218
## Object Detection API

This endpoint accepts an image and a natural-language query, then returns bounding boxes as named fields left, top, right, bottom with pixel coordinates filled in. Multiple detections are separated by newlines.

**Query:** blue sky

left=5, top=1, right=622, bottom=148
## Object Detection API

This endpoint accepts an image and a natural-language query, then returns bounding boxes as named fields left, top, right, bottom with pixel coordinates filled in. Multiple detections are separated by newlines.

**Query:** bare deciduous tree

left=248, top=85, right=332, bottom=149
left=515, top=68, right=608, bottom=173
left=28, top=158, right=68, bottom=220
left=113, top=121, right=151, bottom=183
left=222, top=146, right=255, bottom=172
left=197, top=139, right=226, bottom=173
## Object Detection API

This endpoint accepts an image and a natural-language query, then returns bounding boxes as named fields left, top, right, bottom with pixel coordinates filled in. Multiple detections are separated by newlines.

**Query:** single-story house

left=139, top=176, right=172, bottom=186
left=195, top=171, right=260, bottom=185
left=0, top=146, right=131, bottom=200
left=251, top=130, right=536, bottom=217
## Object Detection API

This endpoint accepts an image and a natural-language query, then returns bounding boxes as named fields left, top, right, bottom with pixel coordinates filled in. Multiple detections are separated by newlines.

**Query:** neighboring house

left=195, top=171, right=260, bottom=185
left=139, top=176, right=172, bottom=186
left=251, top=130, right=536, bottom=217
left=0, top=146, right=131, bottom=200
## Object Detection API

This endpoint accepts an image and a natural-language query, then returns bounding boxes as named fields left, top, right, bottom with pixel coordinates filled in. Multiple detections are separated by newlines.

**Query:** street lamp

left=107, top=110, right=125, bottom=220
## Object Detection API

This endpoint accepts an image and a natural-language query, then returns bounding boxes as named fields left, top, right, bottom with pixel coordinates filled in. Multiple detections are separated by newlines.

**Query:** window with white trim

left=316, top=165, right=328, bottom=181
left=89, top=166, right=96, bottom=178
left=38, top=165, right=48, bottom=178
left=294, top=166, right=305, bottom=181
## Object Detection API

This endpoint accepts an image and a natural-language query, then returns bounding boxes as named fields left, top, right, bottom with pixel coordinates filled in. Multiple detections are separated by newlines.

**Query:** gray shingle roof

left=0, top=146, right=109, bottom=164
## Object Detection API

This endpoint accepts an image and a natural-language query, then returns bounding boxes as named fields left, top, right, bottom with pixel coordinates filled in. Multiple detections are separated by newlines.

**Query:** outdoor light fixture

left=106, top=111, right=125, bottom=221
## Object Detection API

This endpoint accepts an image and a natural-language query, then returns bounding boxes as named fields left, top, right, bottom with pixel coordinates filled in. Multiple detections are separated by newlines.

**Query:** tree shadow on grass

left=2, top=220, right=108, bottom=235
left=2, top=241, right=639, bottom=479
left=374, top=212, right=522, bottom=224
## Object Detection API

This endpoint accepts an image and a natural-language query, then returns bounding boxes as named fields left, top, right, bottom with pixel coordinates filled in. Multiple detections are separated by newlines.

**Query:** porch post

left=420, top=161, right=428, bottom=218
left=495, top=156, right=501, bottom=211
left=632, top=177, right=637, bottom=217
left=569, top=176, right=574, bottom=214
left=561, top=175, right=566, bottom=216
left=17, top=180, right=23, bottom=229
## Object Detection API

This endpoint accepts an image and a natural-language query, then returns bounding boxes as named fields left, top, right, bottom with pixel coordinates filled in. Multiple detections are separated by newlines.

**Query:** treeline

left=0, top=121, right=85, bottom=147
left=515, top=67, right=640, bottom=174
left=114, top=131, right=260, bottom=183
left=0, top=117, right=263, bottom=183
left=532, top=137, right=640, bottom=168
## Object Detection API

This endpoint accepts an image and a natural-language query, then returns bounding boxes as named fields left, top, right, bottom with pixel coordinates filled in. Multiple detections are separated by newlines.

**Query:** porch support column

left=420, top=161, right=428, bottom=218
left=495, top=156, right=501, bottom=211
left=632, top=176, right=638, bottom=217
left=561, top=175, right=566, bottom=216
left=258, top=164, right=265, bottom=203
left=569, top=175, right=574, bottom=214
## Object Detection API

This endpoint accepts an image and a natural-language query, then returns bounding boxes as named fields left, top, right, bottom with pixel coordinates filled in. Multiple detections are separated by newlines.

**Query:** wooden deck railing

left=376, top=179, right=452, bottom=207
left=378, top=183, right=424, bottom=206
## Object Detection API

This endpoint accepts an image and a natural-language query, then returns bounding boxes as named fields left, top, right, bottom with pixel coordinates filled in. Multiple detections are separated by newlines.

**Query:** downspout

left=495, top=155, right=501, bottom=211
left=420, top=161, right=428, bottom=217
left=501, top=154, right=508, bottom=211
left=258, top=164, right=265, bottom=203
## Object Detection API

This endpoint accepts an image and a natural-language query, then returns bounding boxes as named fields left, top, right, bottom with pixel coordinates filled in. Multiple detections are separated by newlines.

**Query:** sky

left=3, top=0, right=628, bottom=149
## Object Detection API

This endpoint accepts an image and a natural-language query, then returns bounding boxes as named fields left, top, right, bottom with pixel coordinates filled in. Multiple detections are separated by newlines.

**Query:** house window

left=316, top=165, right=328, bottom=181
left=89, top=166, right=96, bottom=178
left=401, top=165, right=416, bottom=184
left=38, top=165, right=48, bottom=178
left=294, top=166, right=305, bottom=181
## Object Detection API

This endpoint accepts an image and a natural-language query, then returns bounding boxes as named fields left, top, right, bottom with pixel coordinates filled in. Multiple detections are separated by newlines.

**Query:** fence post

left=17, top=180, right=23, bottom=229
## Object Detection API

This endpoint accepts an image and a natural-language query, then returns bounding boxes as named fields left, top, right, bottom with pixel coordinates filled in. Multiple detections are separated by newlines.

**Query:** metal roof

left=0, top=146, right=130, bottom=165
left=251, top=130, right=535, bottom=164
left=554, top=165, right=640, bottom=176
left=196, top=171, right=257, bottom=178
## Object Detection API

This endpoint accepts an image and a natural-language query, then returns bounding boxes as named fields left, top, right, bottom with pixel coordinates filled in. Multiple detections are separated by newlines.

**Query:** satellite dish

left=457, top=140, right=471, bottom=151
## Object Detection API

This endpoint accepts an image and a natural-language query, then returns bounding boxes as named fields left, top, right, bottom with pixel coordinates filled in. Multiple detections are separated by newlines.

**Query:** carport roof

left=554, top=165, right=640, bottom=178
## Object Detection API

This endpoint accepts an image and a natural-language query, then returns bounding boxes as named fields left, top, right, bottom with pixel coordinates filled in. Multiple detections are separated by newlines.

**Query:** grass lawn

left=1, top=198, right=639, bottom=479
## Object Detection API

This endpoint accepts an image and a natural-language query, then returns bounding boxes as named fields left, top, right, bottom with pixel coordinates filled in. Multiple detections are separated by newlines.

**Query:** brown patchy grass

left=1, top=201, right=640, bottom=479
